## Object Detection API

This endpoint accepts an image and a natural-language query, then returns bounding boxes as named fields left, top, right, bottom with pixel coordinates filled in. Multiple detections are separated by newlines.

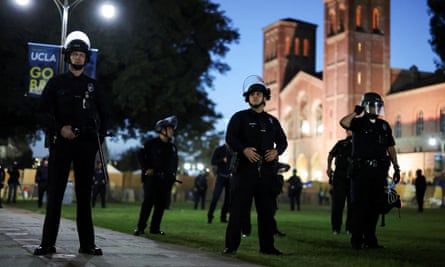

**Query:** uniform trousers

left=37, top=180, right=48, bottom=208
left=137, top=175, right=171, bottom=232
left=208, top=175, right=230, bottom=220
left=225, top=167, right=276, bottom=252
left=331, top=172, right=351, bottom=232
left=350, top=163, right=387, bottom=247
left=41, top=136, right=97, bottom=248
left=92, top=184, right=106, bottom=208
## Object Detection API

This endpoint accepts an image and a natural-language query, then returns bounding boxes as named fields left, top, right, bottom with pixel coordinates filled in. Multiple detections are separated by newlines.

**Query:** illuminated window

left=285, top=36, right=291, bottom=55
left=372, top=8, right=380, bottom=31
left=357, top=42, right=362, bottom=53
left=294, top=38, right=300, bottom=55
left=315, top=104, right=323, bottom=135
left=356, top=6, right=362, bottom=29
left=303, top=38, right=309, bottom=57
left=357, top=72, right=362, bottom=85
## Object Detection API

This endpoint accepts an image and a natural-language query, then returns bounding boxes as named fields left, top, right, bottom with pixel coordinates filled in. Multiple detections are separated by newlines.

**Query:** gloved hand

left=393, top=168, right=401, bottom=184
left=354, top=105, right=364, bottom=114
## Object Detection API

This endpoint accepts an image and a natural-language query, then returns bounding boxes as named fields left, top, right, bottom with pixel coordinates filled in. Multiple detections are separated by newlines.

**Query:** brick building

left=262, top=0, right=445, bottom=183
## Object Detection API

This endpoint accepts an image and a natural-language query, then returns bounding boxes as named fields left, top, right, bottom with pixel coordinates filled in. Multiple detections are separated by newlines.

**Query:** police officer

left=340, top=92, right=400, bottom=250
left=92, top=161, right=107, bottom=208
left=207, top=143, right=232, bottom=223
left=34, top=31, right=111, bottom=256
left=223, top=75, right=288, bottom=255
left=134, top=115, right=178, bottom=236
left=35, top=158, right=49, bottom=208
left=327, top=130, right=352, bottom=235
left=287, top=169, right=303, bottom=211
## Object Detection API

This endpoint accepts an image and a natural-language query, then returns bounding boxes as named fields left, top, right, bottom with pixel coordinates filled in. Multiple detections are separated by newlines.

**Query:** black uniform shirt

left=211, top=145, right=231, bottom=176
left=39, top=72, right=111, bottom=136
left=329, top=137, right=352, bottom=170
left=226, top=109, right=287, bottom=167
left=350, top=116, right=395, bottom=159
left=139, top=137, right=178, bottom=180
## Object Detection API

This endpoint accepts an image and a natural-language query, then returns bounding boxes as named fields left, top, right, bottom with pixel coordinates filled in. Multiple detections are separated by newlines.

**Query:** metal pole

left=52, top=0, right=84, bottom=74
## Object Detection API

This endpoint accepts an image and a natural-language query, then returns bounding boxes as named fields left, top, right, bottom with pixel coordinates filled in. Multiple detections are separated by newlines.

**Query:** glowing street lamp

left=13, top=0, right=117, bottom=73
left=429, top=134, right=445, bottom=172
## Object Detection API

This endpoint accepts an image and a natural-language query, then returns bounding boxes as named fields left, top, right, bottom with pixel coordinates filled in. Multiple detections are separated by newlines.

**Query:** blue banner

left=27, top=42, right=98, bottom=97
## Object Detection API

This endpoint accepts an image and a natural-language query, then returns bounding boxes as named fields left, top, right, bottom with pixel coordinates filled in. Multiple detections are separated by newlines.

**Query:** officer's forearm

left=340, top=112, right=355, bottom=129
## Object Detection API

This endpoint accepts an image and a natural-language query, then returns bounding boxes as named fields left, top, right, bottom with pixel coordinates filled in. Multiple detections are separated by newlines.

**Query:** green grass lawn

left=13, top=200, right=445, bottom=267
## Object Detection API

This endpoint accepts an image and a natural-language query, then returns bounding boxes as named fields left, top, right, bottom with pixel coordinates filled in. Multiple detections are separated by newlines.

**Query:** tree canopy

left=0, top=0, right=239, bottom=162
left=428, top=0, right=445, bottom=70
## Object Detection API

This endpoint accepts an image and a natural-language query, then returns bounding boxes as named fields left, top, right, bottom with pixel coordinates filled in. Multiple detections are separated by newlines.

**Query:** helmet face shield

left=361, top=92, right=384, bottom=116
left=363, top=100, right=384, bottom=116
left=242, top=75, right=270, bottom=102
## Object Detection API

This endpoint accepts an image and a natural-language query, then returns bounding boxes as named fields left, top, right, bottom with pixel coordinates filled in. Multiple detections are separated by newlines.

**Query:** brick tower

left=323, top=0, right=391, bottom=143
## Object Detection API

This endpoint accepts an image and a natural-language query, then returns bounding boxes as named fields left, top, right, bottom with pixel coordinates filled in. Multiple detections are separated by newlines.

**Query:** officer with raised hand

left=223, top=75, right=287, bottom=256
left=34, top=31, right=111, bottom=256
left=340, top=92, right=400, bottom=250
left=134, top=116, right=179, bottom=236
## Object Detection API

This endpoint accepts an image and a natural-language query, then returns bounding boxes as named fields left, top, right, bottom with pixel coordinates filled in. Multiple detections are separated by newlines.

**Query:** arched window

left=303, top=38, right=310, bottom=57
left=300, top=99, right=309, bottom=137
left=356, top=6, right=362, bottom=30
left=395, top=115, right=402, bottom=138
left=285, top=36, right=291, bottom=55
left=372, top=7, right=381, bottom=33
left=416, top=111, right=424, bottom=136
left=315, top=104, right=323, bottom=136
left=294, top=38, right=300, bottom=56
left=339, top=8, right=345, bottom=32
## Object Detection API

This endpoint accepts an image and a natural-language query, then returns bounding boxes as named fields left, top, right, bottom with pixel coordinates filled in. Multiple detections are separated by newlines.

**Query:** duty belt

left=355, top=158, right=385, bottom=168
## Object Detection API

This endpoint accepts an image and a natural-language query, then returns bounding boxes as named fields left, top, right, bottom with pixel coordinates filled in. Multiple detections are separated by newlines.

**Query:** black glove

left=354, top=105, right=364, bottom=114
left=393, top=168, right=401, bottom=184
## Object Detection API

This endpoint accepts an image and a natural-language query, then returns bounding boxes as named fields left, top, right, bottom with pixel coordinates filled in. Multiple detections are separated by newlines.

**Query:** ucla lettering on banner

left=27, top=42, right=98, bottom=97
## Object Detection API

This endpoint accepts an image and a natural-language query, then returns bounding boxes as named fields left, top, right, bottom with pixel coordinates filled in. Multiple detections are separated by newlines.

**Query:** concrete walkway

left=0, top=206, right=263, bottom=267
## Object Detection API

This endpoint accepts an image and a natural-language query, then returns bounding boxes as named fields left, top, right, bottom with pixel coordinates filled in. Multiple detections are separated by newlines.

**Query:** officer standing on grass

left=327, top=129, right=353, bottom=235
left=340, top=92, right=400, bottom=250
left=134, top=116, right=178, bottom=236
left=223, top=75, right=287, bottom=256
left=34, top=31, right=111, bottom=256
left=207, top=143, right=232, bottom=223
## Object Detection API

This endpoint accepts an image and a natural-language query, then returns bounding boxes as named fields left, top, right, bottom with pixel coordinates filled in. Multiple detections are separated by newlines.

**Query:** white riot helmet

left=242, top=75, right=271, bottom=103
left=63, top=31, right=91, bottom=67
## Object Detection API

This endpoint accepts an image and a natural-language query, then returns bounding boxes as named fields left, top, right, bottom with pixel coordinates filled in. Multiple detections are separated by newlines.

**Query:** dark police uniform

left=92, top=165, right=107, bottom=208
left=349, top=116, right=395, bottom=248
left=225, top=108, right=287, bottom=254
left=328, top=136, right=352, bottom=234
left=38, top=71, right=110, bottom=251
left=207, top=144, right=232, bottom=223
left=35, top=161, right=49, bottom=208
left=136, top=137, right=178, bottom=234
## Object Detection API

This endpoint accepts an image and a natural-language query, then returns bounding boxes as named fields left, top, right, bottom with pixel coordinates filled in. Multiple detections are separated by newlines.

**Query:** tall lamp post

left=14, top=0, right=116, bottom=73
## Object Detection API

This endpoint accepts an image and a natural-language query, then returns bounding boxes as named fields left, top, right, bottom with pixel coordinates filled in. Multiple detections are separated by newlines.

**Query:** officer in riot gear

left=340, top=92, right=400, bottom=250
left=134, top=115, right=179, bottom=236
left=223, top=75, right=287, bottom=255
left=34, top=31, right=111, bottom=256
